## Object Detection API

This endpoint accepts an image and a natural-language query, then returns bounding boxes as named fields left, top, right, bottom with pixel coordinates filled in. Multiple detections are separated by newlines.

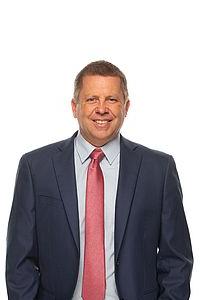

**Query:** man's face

left=71, top=75, right=130, bottom=147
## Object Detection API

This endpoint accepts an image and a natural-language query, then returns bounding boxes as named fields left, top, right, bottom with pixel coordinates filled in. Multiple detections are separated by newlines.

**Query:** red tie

left=82, top=148, right=106, bottom=300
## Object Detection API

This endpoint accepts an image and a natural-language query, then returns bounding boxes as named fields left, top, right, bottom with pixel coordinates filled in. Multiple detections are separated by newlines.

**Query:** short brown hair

left=73, top=60, right=129, bottom=102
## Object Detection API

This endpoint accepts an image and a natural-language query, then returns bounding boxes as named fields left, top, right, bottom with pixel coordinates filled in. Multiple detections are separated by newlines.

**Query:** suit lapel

left=115, top=136, right=143, bottom=260
left=52, top=132, right=142, bottom=259
left=52, top=132, right=80, bottom=253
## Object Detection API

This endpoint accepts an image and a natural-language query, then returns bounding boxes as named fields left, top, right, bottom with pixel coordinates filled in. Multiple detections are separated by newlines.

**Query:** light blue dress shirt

left=72, top=132, right=120, bottom=300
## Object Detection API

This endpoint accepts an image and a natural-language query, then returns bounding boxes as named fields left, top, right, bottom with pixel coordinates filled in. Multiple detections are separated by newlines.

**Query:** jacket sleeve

left=6, top=154, right=40, bottom=299
left=157, top=155, right=193, bottom=299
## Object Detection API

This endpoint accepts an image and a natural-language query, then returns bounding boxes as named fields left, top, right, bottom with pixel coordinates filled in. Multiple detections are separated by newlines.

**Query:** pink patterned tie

left=82, top=148, right=106, bottom=300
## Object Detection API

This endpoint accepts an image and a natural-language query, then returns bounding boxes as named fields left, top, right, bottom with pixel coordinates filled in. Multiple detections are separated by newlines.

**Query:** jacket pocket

left=143, top=287, right=158, bottom=299
left=38, top=194, right=64, bottom=209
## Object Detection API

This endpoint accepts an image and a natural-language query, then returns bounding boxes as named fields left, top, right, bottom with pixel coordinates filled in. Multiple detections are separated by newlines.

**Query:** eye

left=86, top=97, right=96, bottom=103
left=107, top=98, right=118, bottom=103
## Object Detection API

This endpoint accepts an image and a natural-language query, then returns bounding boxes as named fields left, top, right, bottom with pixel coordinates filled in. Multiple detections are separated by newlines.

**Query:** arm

left=6, top=155, right=40, bottom=299
left=157, top=156, right=193, bottom=299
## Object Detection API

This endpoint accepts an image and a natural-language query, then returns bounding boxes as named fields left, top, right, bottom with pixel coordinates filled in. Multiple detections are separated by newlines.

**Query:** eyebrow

left=85, top=95, right=120, bottom=99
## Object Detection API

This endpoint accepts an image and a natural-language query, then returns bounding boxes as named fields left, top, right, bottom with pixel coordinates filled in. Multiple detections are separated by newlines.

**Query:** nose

left=95, top=100, right=108, bottom=115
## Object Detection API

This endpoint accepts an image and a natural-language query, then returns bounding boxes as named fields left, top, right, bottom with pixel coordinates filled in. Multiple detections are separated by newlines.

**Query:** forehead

left=80, top=75, right=122, bottom=95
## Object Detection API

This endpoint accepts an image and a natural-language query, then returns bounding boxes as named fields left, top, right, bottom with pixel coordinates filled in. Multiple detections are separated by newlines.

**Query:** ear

left=71, top=99, right=77, bottom=118
left=125, top=99, right=130, bottom=116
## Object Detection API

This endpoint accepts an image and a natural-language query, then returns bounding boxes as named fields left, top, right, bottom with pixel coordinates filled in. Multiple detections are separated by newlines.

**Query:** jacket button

left=116, top=260, right=120, bottom=265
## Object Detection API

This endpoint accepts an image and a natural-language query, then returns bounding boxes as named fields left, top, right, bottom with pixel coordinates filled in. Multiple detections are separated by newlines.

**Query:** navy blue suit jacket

left=6, top=132, right=193, bottom=300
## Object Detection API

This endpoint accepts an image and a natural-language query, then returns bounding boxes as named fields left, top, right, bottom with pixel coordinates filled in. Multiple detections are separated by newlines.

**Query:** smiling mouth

left=93, top=120, right=111, bottom=124
left=92, top=119, right=112, bottom=128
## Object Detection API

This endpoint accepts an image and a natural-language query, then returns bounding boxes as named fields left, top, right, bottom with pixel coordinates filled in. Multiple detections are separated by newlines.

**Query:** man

left=6, top=60, right=193, bottom=300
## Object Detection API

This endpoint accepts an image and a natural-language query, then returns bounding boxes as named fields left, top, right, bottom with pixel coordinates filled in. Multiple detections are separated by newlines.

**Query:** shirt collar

left=75, top=131, right=120, bottom=165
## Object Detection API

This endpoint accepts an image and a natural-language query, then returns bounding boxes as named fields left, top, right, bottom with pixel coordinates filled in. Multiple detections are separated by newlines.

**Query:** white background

left=0, top=0, right=199, bottom=299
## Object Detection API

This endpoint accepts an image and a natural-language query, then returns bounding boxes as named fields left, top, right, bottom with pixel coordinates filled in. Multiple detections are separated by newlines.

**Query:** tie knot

left=90, top=148, right=104, bottom=162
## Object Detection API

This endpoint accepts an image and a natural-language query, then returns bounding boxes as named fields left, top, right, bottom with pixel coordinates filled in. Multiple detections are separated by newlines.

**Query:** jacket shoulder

left=20, top=137, right=71, bottom=164
left=122, top=136, right=172, bottom=164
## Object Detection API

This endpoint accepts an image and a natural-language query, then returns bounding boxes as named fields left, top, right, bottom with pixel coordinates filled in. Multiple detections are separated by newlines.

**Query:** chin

left=91, top=134, right=115, bottom=146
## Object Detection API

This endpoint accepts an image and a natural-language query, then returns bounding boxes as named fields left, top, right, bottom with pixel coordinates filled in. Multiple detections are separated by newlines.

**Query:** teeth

left=95, top=120, right=108, bottom=124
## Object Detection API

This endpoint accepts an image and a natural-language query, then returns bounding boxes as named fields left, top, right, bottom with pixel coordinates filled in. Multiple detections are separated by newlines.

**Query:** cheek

left=80, top=105, right=94, bottom=117
left=76, top=109, right=93, bottom=125
left=112, top=106, right=126, bottom=119
left=110, top=102, right=125, bottom=113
